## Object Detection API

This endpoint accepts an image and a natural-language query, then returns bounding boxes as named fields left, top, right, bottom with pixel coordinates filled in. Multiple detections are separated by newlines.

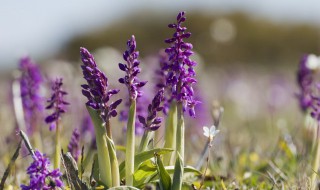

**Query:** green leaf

left=119, top=148, right=174, bottom=179
left=134, top=165, right=201, bottom=188
left=171, top=153, right=183, bottom=190
left=155, top=154, right=172, bottom=190
left=108, top=186, right=140, bottom=190
left=90, top=154, right=100, bottom=184
left=133, top=160, right=157, bottom=186
left=115, top=145, right=126, bottom=152
left=164, top=165, right=202, bottom=176
left=106, top=135, right=120, bottom=187
left=87, top=106, right=112, bottom=187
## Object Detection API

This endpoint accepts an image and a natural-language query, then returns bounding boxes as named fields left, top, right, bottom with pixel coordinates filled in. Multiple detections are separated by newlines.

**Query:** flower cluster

left=296, top=54, right=320, bottom=123
left=138, top=88, right=164, bottom=131
left=45, top=78, right=69, bottom=130
left=80, top=47, right=122, bottom=122
left=154, top=50, right=171, bottom=115
left=297, top=55, right=314, bottom=111
left=19, top=56, right=43, bottom=134
left=21, top=150, right=63, bottom=190
left=164, top=11, right=199, bottom=117
left=119, top=35, right=147, bottom=101
left=80, top=115, right=96, bottom=149
left=68, top=128, right=81, bottom=161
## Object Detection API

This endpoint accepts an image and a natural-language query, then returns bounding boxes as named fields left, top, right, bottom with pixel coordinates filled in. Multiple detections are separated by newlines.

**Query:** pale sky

left=1, top=0, right=320, bottom=69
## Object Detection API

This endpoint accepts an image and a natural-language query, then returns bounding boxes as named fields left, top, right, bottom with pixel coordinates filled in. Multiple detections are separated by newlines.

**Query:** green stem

left=87, top=107, right=112, bottom=187
left=176, top=102, right=185, bottom=162
left=126, top=100, right=136, bottom=186
left=163, top=102, right=177, bottom=166
left=54, top=121, right=61, bottom=169
left=312, top=129, right=320, bottom=189
left=172, top=102, right=184, bottom=190
left=139, top=130, right=154, bottom=153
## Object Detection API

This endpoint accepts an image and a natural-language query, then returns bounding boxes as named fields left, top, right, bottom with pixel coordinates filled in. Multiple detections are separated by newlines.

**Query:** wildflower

left=164, top=11, right=200, bottom=117
left=45, top=78, right=69, bottom=130
left=80, top=47, right=122, bottom=124
left=119, top=35, right=146, bottom=186
left=68, top=128, right=81, bottom=161
left=154, top=50, right=171, bottom=115
left=118, top=35, right=147, bottom=101
left=203, top=125, right=220, bottom=142
left=138, top=88, right=164, bottom=131
left=20, top=150, right=63, bottom=190
left=80, top=115, right=96, bottom=149
left=19, top=56, right=43, bottom=134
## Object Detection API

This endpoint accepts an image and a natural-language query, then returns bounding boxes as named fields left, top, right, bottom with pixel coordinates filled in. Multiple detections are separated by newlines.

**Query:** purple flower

left=45, top=78, right=69, bottom=130
left=164, top=11, right=200, bottom=117
left=80, top=47, right=122, bottom=123
left=154, top=50, right=171, bottom=115
left=297, top=55, right=314, bottom=111
left=118, top=35, right=147, bottom=101
left=138, top=88, right=164, bottom=131
left=19, top=56, right=43, bottom=134
left=68, top=128, right=81, bottom=161
left=21, top=150, right=64, bottom=190
left=80, top=115, right=96, bottom=149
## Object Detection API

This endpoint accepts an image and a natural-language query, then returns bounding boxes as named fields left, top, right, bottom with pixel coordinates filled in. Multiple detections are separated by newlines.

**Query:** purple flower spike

left=80, top=115, right=96, bottom=149
left=164, top=11, right=200, bottom=117
left=154, top=50, right=172, bottom=115
left=80, top=47, right=122, bottom=123
left=45, top=78, right=69, bottom=130
left=138, top=88, right=165, bottom=131
left=21, top=150, right=64, bottom=190
left=68, top=128, right=81, bottom=161
left=297, top=55, right=314, bottom=111
left=119, top=35, right=147, bottom=101
left=19, top=56, right=43, bottom=135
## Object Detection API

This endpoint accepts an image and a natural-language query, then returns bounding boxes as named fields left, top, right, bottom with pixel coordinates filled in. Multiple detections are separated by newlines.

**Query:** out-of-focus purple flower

left=297, top=55, right=314, bottom=111
left=120, top=95, right=150, bottom=135
left=138, top=88, right=164, bottom=131
left=68, top=128, right=81, bottom=161
left=80, top=47, right=122, bottom=123
left=45, top=78, right=69, bottom=130
left=154, top=50, right=171, bottom=115
left=21, top=150, right=64, bottom=190
left=19, top=56, right=43, bottom=135
left=118, top=35, right=147, bottom=101
left=80, top=115, right=96, bottom=149
left=164, top=11, right=200, bottom=117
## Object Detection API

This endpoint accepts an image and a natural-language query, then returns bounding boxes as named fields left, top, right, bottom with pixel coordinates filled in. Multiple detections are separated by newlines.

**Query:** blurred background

left=1, top=1, right=320, bottom=186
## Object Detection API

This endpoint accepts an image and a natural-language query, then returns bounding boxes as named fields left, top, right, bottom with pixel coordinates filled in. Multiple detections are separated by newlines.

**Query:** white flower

left=306, top=54, right=320, bottom=70
left=203, top=125, right=220, bottom=140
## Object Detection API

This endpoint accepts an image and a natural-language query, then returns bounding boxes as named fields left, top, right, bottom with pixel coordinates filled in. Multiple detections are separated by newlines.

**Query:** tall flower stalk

left=68, top=128, right=81, bottom=161
left=164, top=11, right=199, bottom=189
left=80, top=47, right=122, bottom=187
left=119, top=35, right=147, bottom=185
left=45, top=78, right=69, bottom=169
left=138, top=88, right=164, bottom=152
left=19, top=56, right=43, bottom=150
left=296, top=54, right=320, bottom=189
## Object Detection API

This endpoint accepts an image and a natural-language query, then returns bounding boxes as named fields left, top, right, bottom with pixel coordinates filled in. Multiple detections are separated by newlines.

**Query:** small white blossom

left=306, top=54, right=320, bottom=70
left=203, top=125, right=220, bottom=140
